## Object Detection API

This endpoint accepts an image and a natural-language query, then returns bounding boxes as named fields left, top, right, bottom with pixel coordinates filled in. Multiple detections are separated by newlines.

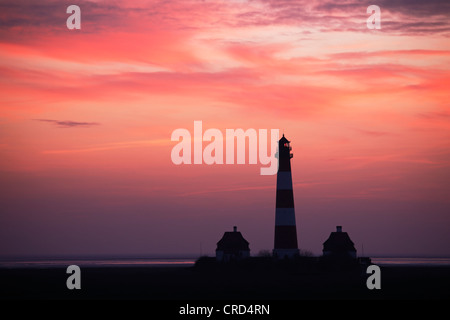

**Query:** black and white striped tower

left=273, top=134, right=299, bottom=259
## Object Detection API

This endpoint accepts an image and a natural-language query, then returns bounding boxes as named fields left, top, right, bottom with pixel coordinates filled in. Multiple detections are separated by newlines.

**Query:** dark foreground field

left=1, top=261, right=449, bottom=300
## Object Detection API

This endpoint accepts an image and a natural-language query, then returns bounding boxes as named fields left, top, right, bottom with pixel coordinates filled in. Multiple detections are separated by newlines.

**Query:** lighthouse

left=273, top=134, right=299, bottom=259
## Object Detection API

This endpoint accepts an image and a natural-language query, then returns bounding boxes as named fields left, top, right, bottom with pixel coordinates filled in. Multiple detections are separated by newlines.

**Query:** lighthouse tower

left=273, top=134, right=299, bottom=259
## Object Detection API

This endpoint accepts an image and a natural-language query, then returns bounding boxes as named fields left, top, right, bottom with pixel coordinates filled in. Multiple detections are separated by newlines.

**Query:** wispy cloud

left=179, top=181, right=328, bottom=197
left=41, top=139, right=170, bottom=154
left=353, top=128, right=392, bottom=137
left=260, top=0, right=450, bottom=35
left=179, top=184, right=274, bottom=197
left=34, top=119, right=100, bottom=128
left=416, top=111, right=450, bottom=120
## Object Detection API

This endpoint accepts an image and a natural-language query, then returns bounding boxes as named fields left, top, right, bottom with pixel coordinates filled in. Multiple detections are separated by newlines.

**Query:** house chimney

left=336, top=226, right=342, bottom=233
left=233, top=226, right=237, bottom=232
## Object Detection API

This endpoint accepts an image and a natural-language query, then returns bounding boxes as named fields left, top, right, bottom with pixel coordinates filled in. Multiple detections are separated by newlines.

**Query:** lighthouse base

left=273, top=248, right=300, bottom=259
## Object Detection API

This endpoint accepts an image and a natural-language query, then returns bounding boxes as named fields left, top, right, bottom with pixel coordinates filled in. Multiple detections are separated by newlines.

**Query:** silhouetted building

left=216, top=226, right=250, bottom=262
left=322, top=226, right=357, bottom=259
left=273, top=134, right=300, bottom=259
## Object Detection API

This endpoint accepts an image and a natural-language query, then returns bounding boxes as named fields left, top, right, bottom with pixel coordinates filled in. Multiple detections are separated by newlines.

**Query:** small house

left=322, top=226, right=357, bottom=260
left=216, top=226, right=250, bottom=262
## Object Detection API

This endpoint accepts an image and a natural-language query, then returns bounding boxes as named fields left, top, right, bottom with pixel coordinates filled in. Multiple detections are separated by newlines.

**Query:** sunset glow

left=1, top=0, right=449, bottom=257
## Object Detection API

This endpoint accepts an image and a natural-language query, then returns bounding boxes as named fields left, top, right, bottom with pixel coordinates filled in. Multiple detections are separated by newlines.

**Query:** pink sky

left=1, top=0, right=450, bottom=257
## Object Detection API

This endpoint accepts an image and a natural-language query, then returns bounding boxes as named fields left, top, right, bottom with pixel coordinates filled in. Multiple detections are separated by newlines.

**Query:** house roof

left=323, top=229, right=356, bottom=253
left=279, top=134, right=290, bottom=144
left=216, top=230, right=250, bottom=253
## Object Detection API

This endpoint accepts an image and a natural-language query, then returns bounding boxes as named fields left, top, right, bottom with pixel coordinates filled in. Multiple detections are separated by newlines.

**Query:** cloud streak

left=34, top=119, right=100, bottom=128
left=41, top=139, right=170, bottom=154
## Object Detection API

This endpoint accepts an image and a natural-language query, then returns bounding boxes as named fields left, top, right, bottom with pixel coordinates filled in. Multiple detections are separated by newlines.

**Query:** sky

left=0, top=0, right=449, bottom=258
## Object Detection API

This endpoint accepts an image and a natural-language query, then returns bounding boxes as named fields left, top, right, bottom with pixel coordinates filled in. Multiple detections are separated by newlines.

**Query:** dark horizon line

left=1, top=253, right=450, bottom=261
